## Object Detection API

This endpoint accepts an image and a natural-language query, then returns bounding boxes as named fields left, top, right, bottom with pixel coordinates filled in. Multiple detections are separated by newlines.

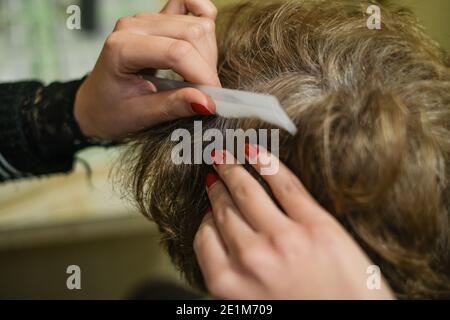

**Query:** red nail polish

left=191, top=103, right=214, bottom=116
left=245, top=144, right=259, bottom=159
left=211, top=150, right=224, bottom=166
left=206, top=172, right=220, bottom=189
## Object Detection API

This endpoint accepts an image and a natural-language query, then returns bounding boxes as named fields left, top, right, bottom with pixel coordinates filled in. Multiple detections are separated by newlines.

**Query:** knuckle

left=186, top=23, right=205, bottom=40
left=237, top=245, right=268, bottom=270
left=233, top=183, right=256, bottom=201
left=198, top=18, right=216, bottom=33
left=168, top=40, right=194, bottom=64
left=208, top=7, right=219, bottom=20
left=114, top=16, right=134, bottom=31
left=214, top=206, right=233, bottom=226
left=134, top=12, right=157, bottom=19
left=104, top=32, right=122, bottom=51
left=207, top=270, right=233, bottom=298
left=269, top=231, right=298, bottom=255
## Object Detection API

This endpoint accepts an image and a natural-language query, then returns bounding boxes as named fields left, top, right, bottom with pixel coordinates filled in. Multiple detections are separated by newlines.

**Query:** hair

left=119, top=0, right=450, bottom=299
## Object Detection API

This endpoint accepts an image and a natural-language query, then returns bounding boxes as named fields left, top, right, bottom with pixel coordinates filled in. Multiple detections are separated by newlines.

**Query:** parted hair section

left=119, top=0, right=450, bottom=298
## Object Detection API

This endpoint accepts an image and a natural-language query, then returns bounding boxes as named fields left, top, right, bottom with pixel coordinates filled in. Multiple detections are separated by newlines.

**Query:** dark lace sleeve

left=0, top=78, right=103, bottom=182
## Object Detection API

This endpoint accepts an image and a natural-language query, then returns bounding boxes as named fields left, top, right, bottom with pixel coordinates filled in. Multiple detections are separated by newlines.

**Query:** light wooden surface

left=0, top=149, right=184, bottom=299
left=0, top=148, right=152, bottom=250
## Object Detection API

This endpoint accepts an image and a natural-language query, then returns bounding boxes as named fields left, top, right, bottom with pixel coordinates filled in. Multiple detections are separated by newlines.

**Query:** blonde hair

left=121, top=0, right=450, bottom=298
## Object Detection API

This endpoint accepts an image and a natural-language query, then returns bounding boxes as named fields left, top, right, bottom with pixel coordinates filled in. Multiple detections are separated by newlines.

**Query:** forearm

left=0, top=79, right=97, bottom=183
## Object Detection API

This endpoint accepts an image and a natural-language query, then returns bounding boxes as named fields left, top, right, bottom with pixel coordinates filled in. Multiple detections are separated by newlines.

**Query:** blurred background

left=0, top=0, right=448, bottom=299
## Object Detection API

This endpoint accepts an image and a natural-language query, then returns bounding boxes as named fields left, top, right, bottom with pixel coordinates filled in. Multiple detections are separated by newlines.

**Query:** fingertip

left=204, top=92, right=216, bottom=113
left=191, top=103, right=214, bottom=116
left=182, top=88, right=216, bottom=116
left=211, top=149, right=225, bottom=166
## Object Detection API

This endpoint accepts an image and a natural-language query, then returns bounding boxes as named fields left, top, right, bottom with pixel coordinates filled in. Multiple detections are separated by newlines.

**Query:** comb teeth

left=144, top=76, right=298, bottom=135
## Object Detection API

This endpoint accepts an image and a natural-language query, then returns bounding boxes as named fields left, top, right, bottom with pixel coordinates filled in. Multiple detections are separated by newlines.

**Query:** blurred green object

left=0, top=0, right=163, bottom=83
left=23, top=0, right=58, bottom=81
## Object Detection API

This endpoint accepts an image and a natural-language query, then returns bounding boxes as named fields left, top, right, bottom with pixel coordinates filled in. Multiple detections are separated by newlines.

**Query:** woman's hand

left=195, top=145, right=395, bottom=300
left=74, top=0, right=220, bottom=140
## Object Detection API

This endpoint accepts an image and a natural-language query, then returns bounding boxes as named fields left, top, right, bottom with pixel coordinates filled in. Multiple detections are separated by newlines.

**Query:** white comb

left=144, top=76, right=298, bottom=135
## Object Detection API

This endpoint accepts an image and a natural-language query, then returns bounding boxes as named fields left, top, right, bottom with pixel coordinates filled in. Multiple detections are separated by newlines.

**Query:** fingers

left=194, top=211, right=230, bottom=286
left=161, top=0, right=218, bottom=20
left=105, top=32, right=220, bottom=86
left=127, top=86, right=215, bottom=125
left=205, top=173, right=258, bottom=254
left=211, top=150, right=292, bottom=234
left=195, top=211, right=254, bottom=300
left=245, top=145, right=331, bottom=226
left=115, top=14, right=217, bottom=67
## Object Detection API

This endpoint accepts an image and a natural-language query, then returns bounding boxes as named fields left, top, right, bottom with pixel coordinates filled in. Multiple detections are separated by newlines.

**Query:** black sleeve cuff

left=0, top=79, right=96, bottom=181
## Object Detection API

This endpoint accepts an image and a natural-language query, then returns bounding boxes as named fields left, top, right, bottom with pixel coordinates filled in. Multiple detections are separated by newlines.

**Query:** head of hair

left=119, top=0, right=450, bottom=298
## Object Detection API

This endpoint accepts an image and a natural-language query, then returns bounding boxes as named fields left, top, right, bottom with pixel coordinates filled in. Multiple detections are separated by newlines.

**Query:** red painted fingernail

left=211, top=150, right=224, bottom=166
left=206, top=172, right=220, bottom=189
left=191, top=103, right=214, bottom=116
left=245, top=144, right=259, bottom=159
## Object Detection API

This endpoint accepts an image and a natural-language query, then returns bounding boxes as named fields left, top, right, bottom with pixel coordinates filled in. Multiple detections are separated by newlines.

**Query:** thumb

left=127, top=87, right=216, bottom=126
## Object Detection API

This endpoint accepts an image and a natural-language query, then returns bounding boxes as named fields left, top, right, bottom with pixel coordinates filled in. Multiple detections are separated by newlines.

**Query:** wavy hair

left=119, top=0, right=450, bottom=298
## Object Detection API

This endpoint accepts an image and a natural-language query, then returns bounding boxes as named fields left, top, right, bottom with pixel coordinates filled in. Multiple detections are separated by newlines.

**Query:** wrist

left=74, top=79, right=115, bottom=146
left=74, top=77, right=94, bottom=138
